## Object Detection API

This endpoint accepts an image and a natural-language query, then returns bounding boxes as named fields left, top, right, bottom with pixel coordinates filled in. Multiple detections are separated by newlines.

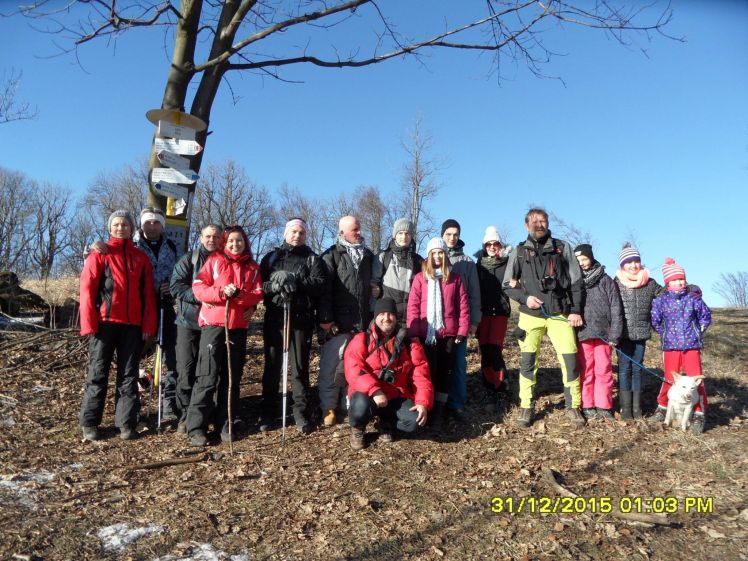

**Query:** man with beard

left=503, top=208, right=586, bottom=429
left=317, top=215, right=375, bottom=427
left=259, top=218, right=326, bottom=434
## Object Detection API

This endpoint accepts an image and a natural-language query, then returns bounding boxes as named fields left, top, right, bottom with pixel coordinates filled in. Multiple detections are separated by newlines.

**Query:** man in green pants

left=502, top=208, right=586, bottom=428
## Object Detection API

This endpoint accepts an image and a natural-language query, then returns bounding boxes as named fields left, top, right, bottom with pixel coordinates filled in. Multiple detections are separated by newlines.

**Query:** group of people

left=78, top=205, right=712, bottom=449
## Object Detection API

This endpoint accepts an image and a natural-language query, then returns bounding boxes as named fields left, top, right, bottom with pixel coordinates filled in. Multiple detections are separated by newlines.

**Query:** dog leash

left=538, top=304, right=666, bottom=383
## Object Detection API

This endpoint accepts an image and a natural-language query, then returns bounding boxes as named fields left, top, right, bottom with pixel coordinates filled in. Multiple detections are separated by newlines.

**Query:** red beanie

left=662, top=257, right=686, bottom=284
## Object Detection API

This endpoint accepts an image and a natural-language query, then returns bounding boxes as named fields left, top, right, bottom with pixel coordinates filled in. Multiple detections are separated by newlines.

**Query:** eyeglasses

left=485, top=242, right=501, bottom=247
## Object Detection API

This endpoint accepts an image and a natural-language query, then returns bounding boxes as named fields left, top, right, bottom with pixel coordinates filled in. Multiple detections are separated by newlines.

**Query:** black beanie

left=374, top=297, right=398, bottom=316
left=574, top=244, right=594, bottom=261
left=441, top=219, right=461, bottom=236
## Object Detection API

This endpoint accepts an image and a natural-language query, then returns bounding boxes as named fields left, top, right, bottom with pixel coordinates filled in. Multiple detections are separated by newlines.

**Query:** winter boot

left=597, top=408, right=615, bottom=422
left=619, top=390, right=633, bottom=421
left=323, top=409, right=337, bottom=427
left=190, top=431, right=208, bottom=447
left=377, top=417, right=395, bottom=443
left=515, top=407, right=533, bottom=428
left=632, top=391, right=643, bottom=419
left=81, top=426, right=100, bottom=442
left=650, top=406, right=667, bottom=423
left=582, top=408, right=598, bottom=421
left=690, top=413, right=706, bottom=434
left=120, top=426, right=136, bottom=440
left=429, top=393, right=449, bottom=432
left=566, top=408, right=586, bottom=428
left=350, top=426, right=365, bottom=450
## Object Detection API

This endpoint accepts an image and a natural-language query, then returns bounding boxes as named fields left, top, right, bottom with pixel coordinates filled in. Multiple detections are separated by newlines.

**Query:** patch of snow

left=154, top=542, right=250, bottom=561
left=0, top=470, right=55, bottom=508
left=97, top=523, right=164, bottom=552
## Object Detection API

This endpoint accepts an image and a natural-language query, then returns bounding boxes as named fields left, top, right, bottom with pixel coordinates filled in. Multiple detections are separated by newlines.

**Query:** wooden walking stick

left=281, top=300, right=291, bottom=448
left=224, top=299, right=234, bottom=456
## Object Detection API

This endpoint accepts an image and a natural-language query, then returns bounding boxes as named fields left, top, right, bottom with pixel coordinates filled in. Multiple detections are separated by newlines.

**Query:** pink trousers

left=577, top=339, right=613, bottom=410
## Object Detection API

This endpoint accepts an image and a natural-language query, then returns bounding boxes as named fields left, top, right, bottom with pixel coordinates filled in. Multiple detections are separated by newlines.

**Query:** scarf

left=582, top=262, right=606, bottom=288
left=338, top=236, right=366, bottom=271
left=425, top=270, right=445, bottom=345
left=615, top=267, right=650, bottom=289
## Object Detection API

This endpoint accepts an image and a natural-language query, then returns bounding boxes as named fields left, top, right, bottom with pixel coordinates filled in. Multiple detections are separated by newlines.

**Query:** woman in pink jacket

left=186, top=226, right=263, bottom=446
left=406, top=237, right=469, bottom=429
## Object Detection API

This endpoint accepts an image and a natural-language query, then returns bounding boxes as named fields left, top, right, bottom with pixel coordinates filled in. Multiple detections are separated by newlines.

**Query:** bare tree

left=0, top=167, right=34, bottom=275
left=58, top=203, right=99, bottom=277
left=351, top=185, right=395, bottom=252
left=6, top=1, right=677, bottom=232
left=276, top=184, right=335, bottom=255
left=400, top=115, right=446, bottom=250
left=29, top=182, right=75, bottom=280
left=192, top=160, right=279, bottom=257
left=0, top=68, right=37, bottom=124
left=550, top=212, right=593, bottom=249
left=714, top=272, right=748, bottom=308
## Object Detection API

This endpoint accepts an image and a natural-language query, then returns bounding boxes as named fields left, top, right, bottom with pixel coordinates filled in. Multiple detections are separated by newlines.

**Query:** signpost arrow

left=154, top=137, right=203, bottom=156
left=157, top=149, right=191, bottom=170
left=153, top=181, right=190, bottom=200
left=157, top=120, right=196, bottom=141
left=152, top=167, right=199, bottom=185
left=146, top=109, right=207, bottom=131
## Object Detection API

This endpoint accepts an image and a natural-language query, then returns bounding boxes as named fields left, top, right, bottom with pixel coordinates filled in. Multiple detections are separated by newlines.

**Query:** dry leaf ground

left=1, top=298, right=746, bottom=561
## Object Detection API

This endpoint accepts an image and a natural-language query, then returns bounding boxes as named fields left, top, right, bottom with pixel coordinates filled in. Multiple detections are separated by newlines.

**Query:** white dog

left=664, top=372, right=704, bottom=431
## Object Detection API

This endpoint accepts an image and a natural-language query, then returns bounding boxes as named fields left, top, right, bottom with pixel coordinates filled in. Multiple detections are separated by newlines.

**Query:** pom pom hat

left=483, top=226, right=501, bottom=245
left=662, top=257, right=686, bottom=284
left=618, top=243, right=641, bottom=268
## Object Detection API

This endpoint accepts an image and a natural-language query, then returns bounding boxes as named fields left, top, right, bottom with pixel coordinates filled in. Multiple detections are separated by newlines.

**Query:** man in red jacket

left=344, top=298, right=433, bottom=450
left=79, top=210, right=157, bottom=441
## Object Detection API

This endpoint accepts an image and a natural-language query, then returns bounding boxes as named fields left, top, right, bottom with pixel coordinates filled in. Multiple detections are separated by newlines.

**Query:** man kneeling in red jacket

left=344, top=297, right=433, bottom=450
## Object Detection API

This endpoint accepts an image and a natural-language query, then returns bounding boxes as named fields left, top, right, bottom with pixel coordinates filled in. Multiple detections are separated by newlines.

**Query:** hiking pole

left=156, top=307, right=165, bottom=433
left=147, top=307, right=164, bottom=429
left=224, top=299, right=234, bottom=457
left=281, top=299, right=291, bottom=448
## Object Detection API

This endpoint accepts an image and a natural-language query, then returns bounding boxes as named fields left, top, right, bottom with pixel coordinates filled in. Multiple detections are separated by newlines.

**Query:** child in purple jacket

left=650, top=257, right=712, bottom=433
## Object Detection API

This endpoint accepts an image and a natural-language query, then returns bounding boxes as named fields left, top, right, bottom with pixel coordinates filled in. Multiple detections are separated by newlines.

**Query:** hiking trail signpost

left=146, top=109, right=207, bottom=254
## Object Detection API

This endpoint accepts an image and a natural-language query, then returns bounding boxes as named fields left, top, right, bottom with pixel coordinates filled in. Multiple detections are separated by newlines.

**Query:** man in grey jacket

left=441, top=219, right=481, bottom=421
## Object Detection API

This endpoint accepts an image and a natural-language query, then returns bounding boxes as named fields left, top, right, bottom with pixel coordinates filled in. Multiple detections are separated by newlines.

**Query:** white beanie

left=483, top=226, right=501, bottom=245
left=426, top=237, right=448, bottom=255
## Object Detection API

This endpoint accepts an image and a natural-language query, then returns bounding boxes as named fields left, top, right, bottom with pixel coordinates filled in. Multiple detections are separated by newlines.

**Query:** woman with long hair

left=186, top=226, right=264, bottom=446
left=406, top=237, right=469, bottom=429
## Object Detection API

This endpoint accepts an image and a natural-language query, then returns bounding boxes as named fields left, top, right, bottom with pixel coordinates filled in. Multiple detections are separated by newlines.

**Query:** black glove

left=270, top=271, right=296, bottom=294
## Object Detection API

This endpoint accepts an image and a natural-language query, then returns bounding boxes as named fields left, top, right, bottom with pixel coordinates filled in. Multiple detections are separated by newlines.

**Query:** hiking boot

left=450, top=408, right=469, bottom=424
left=690, top=414, right=705, bottom=434
left=161, top=407, right=178, bottom=423
left=323, top=409, right=337, bottom=427
left=190, top=431, right=208, bottom=446
left=259, top=412, right=274, bottom=433
left=650, top=406, right=667, bottom=423
left=81, top=426, right=99, bottom=442
left=376, top=418, right=394, bottom=443
left=597, top=408, right=615, bottom=422
left=566, top=408, right=586, bottom=428
left=582, top=408, right=598, bottom=421
left=350, top=426, right=365, bottom=450
left=515, top=407, right=533, bottom=428
left=297, top=422, right=313, bottom=435
left=119, top=427, right=136, bottom=440
left=176, top=420, right=187, bottom=434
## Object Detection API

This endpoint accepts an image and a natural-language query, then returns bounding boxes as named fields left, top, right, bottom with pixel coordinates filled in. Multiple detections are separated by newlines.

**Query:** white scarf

left=426, top=271, right=445, bottom=345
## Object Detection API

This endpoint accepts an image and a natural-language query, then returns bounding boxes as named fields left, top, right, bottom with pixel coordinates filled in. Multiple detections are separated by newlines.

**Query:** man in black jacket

left=169, top=224, right=222, bottom=432
left=502, top=208, right=585, bottom=429
left=317, top=215, right=375, bottom=427
left=259, top=218, right=326, bottom=434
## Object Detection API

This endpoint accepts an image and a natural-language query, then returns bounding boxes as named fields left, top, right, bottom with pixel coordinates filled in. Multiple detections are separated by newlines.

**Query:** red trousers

left=577, top=339, right=613, bottom=409
left=477, top=315, right=508, bottom=389
left=656, top=350, right=707, bottom=413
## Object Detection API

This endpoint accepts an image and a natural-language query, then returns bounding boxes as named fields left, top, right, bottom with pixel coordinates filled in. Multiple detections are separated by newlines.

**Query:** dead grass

left=21, top=277, right=79, bottom=306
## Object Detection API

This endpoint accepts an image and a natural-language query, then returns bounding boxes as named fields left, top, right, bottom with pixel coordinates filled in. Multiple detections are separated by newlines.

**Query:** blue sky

left=1, top=1, right=747, bottom=306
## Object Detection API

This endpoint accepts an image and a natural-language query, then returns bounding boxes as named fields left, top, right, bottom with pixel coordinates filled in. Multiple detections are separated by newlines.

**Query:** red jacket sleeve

left=141, top=258, right=158, bottom=337
left=408, top=338, right=434, bottom=409
left=235, top=262, right=264, bottom=309
left=193, top=255, right=227, bottom=305
left=457, top=276, right=470, bottom=337
left=406, top=273, right=424, bottom=337
left=79, top=253, right=104, bottom=336
left=344, top=333, right=382, bottom=397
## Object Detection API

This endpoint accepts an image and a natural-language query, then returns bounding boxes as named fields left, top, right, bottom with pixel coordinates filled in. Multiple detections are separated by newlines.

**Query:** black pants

left=186, top=325, right=247, bottom=436
left=348, top=392, right=420, bottom=433
left=175, top=325, right=201, bottom=422
left=422, top=337, right=456, bottom=394
left=261, top=316, right=312, bottom=424
left=80, top=323, right=143, bottom=429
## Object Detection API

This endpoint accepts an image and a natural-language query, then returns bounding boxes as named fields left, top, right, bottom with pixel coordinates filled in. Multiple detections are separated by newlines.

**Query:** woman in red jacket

left=186, top=226, right=264, bottom=446
left=406, top=237, right=469, bottom=428
left=79, top=210, right=157, bottom=441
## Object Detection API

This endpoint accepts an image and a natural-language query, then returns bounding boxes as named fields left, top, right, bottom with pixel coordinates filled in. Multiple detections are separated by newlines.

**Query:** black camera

left=380, top=367, right=396, bottom=383
left=541, top=276, right=557, bottom=291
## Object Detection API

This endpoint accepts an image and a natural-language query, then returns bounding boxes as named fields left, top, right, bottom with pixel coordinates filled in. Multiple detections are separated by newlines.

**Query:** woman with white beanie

left=406, top=237, right=469, bottom=430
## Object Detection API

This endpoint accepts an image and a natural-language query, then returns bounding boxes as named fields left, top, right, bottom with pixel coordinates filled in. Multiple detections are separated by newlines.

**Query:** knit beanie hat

left=140, top=207, right=166, bottom=228
left=662, top=257, right=686, bottom=284
left=574, top=244, right=594, bottom=261
left=426, top=237, right=448, bottom=255
left=392, top=218, right=414, bottom=239
left=374, top=297, right=398, bottom=317
left=618, top=243, right=641, bottom=268
left=107, top=209, right=136, bottom=234
left=441, top=219, right=461, bottom=236
left=284, top=217, right=308, bottom=237
left=483, top=226, right=501, bottom=245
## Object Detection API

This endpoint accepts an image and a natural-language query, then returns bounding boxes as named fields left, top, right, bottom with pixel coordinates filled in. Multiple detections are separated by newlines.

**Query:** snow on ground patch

left=154, top=542, right=250, bottom=561
left=0, top=470, right=55, bottom=509
left=97, top=523, right=164, bottom=552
